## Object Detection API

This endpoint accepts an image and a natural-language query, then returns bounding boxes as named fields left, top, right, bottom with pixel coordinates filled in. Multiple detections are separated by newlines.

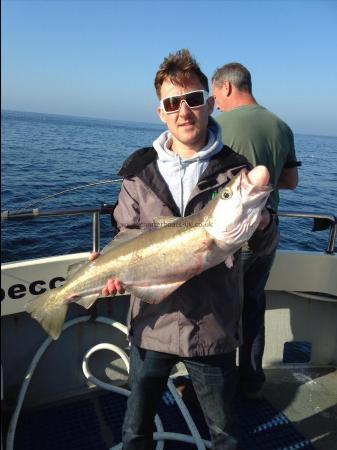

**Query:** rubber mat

left=13, top=389, right=315, bottom=450
left=15, top=397, right=106, bottom=450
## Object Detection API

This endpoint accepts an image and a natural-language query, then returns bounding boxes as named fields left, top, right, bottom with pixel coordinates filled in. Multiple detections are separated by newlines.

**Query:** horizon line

left=2, top=108, right=337, bottom=139
left=1, top=108, right=164, bottom=128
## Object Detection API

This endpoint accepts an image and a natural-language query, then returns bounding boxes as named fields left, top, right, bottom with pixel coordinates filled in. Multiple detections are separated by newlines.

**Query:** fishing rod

left=3, top=178, right=123, bottom=215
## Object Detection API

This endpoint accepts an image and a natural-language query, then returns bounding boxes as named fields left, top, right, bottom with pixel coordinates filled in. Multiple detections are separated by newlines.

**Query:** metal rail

left=277, top=210, right=336, bottom=254
left=1, top=204, right=115, bottom=253
left=1, top=206, right=336, bottom=254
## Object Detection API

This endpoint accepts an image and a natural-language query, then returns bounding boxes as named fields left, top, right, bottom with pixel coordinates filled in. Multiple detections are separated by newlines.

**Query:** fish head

left=206, top=166, right=273, bottom=243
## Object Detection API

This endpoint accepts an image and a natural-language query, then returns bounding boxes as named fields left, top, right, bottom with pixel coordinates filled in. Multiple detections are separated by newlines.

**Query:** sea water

left=1, top=110, right=336, bottom=262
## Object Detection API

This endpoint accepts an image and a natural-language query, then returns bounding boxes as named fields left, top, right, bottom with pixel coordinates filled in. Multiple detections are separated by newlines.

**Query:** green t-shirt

left=216, top=104, right=298, bottom=211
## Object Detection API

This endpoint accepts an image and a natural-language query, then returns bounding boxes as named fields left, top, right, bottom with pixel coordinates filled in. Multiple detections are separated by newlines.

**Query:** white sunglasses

left=160, top=90, right=209, bottom=114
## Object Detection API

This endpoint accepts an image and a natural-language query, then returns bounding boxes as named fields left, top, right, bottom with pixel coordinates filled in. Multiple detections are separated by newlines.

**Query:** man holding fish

left=101, top=49, right=279, bottom=450
left=26, top=49, right=279, bottom=450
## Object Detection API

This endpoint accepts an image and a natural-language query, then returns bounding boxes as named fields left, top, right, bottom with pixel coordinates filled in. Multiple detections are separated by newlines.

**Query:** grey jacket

left=113, top=146, right=278, bottom=357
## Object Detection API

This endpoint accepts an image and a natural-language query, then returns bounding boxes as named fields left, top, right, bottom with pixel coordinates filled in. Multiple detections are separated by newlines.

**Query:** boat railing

left=2, top=206, right=336, bottom=254
left=277, top=210, right=336, bottom=254
left=1, top=204, right=115, bottom=254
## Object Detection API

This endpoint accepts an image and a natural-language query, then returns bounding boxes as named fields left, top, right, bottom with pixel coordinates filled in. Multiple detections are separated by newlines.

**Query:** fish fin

left=130, top=280, right=186, bottom=304
left=76, top=292, right=101, bottom=309
left=25, top=287, right=68, bottom=340
left=67, top=261, right=86, bottom=278
left=224, top=255, right=234, bottom=269
left=153, top=216, right=179, bottom=228
left=101, top=229, right=146, bottom=254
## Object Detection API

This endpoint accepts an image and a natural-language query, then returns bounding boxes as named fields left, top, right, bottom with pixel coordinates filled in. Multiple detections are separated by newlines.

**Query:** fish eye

left=221, top=187, right=233, bottom=200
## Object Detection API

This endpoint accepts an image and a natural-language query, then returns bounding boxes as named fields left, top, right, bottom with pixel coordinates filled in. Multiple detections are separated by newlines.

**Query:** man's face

left=157, top=75, right=214, bottom=153
left=212, top=82, right=229, bottom=112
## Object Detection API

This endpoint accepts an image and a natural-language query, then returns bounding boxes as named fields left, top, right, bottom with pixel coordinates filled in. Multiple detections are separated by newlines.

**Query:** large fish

left=26, top=165, right=273, bottom=340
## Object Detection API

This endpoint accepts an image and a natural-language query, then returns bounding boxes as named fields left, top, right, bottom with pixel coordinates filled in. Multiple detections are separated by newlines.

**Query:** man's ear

left=157, top=106, right=167, bottom=124
left=224, top=80, right=231, bottom=96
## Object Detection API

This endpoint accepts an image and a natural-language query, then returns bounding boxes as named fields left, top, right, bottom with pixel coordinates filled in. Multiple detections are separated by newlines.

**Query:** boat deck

left=3, top=366, right=336, bottom=450
left=263, top=366, right=337, bottom=450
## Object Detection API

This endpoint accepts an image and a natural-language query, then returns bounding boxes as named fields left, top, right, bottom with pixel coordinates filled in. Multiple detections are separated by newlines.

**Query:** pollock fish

left=26, top=165, right=272, bottom=340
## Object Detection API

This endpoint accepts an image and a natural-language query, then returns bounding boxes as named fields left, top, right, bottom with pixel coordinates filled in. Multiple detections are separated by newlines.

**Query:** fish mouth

left=239, top=169, right=274, bottom=196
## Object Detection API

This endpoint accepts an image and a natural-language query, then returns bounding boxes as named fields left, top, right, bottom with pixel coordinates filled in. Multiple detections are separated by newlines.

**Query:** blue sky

left=1, top=0, right=337, bottom=136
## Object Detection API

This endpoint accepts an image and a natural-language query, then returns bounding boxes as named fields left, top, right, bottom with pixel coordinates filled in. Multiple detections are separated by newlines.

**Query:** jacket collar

left=197, top=146, right=250, bottom=189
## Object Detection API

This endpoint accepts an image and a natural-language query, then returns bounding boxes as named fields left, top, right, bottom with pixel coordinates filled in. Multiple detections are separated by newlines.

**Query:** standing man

left=212, top=62, right=300, bottom=399
left=101, top=50, right=278, bottom=450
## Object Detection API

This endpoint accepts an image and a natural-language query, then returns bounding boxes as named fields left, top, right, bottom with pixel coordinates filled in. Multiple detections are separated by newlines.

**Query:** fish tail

left=25, top=287, right=68, bottom=340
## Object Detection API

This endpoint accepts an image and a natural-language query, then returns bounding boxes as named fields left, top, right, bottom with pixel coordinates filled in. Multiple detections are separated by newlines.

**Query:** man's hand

left=257, top=208, right=271, bottom=231
left=89, top=252, right=126, bottom=296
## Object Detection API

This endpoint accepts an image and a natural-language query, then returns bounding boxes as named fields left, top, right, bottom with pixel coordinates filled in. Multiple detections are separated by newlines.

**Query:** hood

left=153, top=117, right=223, bottom=164
left=152, top=117, right=224, bottom=215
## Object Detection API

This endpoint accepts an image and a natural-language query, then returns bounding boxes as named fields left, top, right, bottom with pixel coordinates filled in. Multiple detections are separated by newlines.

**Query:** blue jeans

left=122, top=345, right=238, bottom=450
left=238, top=250, right=276, bottom=394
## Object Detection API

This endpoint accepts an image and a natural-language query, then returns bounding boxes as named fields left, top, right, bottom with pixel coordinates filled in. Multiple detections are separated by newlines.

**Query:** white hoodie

left=153, top=118, right=224, bottom=215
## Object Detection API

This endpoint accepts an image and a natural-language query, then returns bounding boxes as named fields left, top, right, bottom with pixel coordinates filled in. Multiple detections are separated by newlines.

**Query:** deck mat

left=14, top=389, right=315, bottom=450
